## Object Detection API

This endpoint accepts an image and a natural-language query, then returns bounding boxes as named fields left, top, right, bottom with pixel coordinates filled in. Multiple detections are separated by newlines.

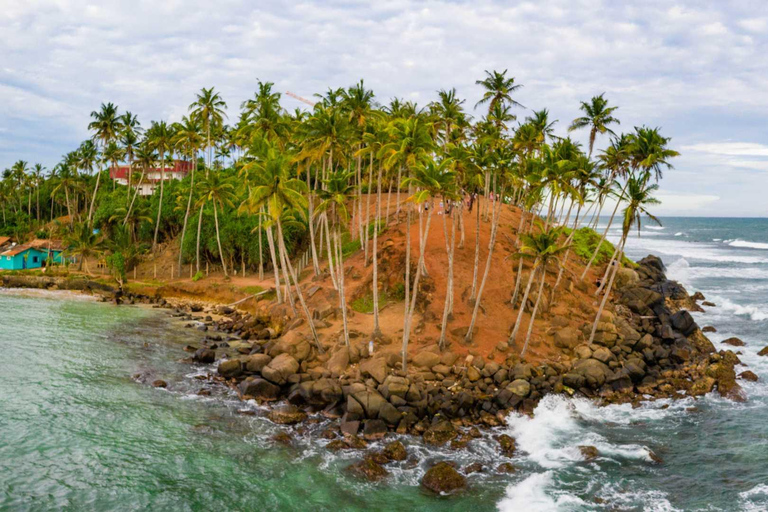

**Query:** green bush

left=192, top=271, right=204, bottom=282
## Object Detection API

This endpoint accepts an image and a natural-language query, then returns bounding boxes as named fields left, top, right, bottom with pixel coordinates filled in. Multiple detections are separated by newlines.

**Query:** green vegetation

left=1, top=72, right=675, bottom=368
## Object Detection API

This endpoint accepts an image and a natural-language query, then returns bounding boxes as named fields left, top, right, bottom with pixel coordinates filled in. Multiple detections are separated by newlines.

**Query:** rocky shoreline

left=1, top=255, right=750, bottom=492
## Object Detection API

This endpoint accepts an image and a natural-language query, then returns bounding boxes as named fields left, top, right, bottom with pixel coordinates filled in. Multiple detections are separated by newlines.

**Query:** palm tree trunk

left=596, top=242, right=622, bottom=295
left=465, top=191, right=503, bottom=343
left=588, top=238, right=626, bottom=345
left=322, top=213, right=339, bottom=290
left=152, top=152, right=165, bottom=251
left=265, top=224, right=283, bottom=304
left=458, top=200, right=465, bottom=249
left=124, top=166, right=145, bottom=226
left=364, top=153, right=373, bottom=265
left=385, top=175, right=393, bottom=222
left=521, top=264, right=547, bottom=357
left=372, top=162, right=383, bottom=338
left=509, top=264, right=539, bottom=344
left=178, top=161, right=196, bottom=276
left=395, top=166, right=402, bottom=215
left=258, top=207, right=264, bottom=280
left=510, top=209, right=529, bottom=306
left=64, top=187, right=73, bottom=226
left=403, top=202, right=434, bottom=362
left=195, top=206, right=204, bottom=274
left=581, top=180, right=629, bottom=280
left=470, top=195, right=481, bottom=301
left=307, top=164, right=321, bottom=275
left=438, top=206, right=457, bottom=350
left=87, top=160, right=103, bottom=226
left=334, top=230, right=350, bottom=349
left=277, top=216, right=322, bottom=352
left=212, top=201, right=227, bottom=276
left=550, top=204, right=583, bottom=303
left=401, top=184, right=412, bottom=372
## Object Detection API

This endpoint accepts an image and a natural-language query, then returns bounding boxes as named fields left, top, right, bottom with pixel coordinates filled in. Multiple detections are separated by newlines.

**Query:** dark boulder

left=239, top=378, right=280, bottom=400
left=348, top=457, right=388, bottom=482
left=193, top=348, right=216, bottom=363
left=421, top=462, right=466, bottom=494
left=670, top=310, right=697, bottom=336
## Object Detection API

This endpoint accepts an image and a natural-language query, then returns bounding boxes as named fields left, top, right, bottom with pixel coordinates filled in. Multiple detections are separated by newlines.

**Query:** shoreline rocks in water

left=3, top=255, right=747, bottom=443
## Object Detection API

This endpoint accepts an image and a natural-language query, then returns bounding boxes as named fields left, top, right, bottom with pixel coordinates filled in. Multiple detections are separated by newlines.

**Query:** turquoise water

left=2, top=217, right=768, bottom=511
left=0, top=290, right=507, bottom=511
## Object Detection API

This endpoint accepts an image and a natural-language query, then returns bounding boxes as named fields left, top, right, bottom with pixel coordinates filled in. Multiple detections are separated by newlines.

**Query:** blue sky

left=1, top=0, right=767, bottom=216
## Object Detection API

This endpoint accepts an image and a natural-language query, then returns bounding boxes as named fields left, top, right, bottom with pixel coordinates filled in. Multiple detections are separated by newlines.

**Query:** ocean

left=1, top=217, right=767, bottom=511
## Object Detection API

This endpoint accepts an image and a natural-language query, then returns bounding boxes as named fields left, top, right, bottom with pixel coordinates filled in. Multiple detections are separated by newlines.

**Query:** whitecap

left=712, top=296, right=768, bottom=321
left=674, top=232, right=684, bottom=237
left=497, top=472, right=587, bottom=512
left=740, top=484, right=768, bottom=512
left=646, top=226, right=665, bottom=230
left=729, top=240, right=768, bottom=250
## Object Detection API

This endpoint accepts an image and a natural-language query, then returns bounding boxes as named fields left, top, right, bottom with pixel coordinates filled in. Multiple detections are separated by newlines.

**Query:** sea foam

left=729, top=240, right=768, bottom=250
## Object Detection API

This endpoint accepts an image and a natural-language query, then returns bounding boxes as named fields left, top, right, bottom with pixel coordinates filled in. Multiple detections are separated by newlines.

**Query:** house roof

left=0, top=244, right=35, bottom=257
left=0, top=236, right=10, bottom=247
left=28, top=239, right=66, bottom=252
left=109, top=160, right=193, bottom=181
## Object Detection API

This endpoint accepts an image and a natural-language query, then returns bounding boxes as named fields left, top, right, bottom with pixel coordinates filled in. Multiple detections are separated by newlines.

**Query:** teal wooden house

left=0, top=245, right=47, bottom=270
left=0, top=240, right=72, bottom=270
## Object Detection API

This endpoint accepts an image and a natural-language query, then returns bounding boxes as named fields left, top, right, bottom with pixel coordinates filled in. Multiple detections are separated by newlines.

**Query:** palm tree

left=173, top=116, right=204, bottom=274
left=87, top=102, right=123, bottom=225
left=588, top=176, right=661, bottom=345
left=568, top=93, right=620, bottom=157
left=32, top=164, right=45, bottom=223
left=65, top=222, right=103, bottom=273
left=400, top=158, right=454, bottom=368
left=475, top=69, right=524, bottom=113
left=195, top=172, right=236, bottom=276
left=316, top=169, right=356, bottom=349
left=246, top=148, right=321, bottom=351
left=189, top=87, right=228, bottom=172
left=146, top=121, right=174, bottom=251
left=508, top=227, right=570, bottom=357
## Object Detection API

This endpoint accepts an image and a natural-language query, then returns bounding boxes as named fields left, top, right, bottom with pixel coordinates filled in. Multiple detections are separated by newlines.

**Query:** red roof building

left=109, top=160, right=194, bottom=195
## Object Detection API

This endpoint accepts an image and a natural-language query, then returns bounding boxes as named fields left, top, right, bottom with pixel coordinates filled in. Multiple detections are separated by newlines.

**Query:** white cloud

left=0, top=0, right=768, bottom=215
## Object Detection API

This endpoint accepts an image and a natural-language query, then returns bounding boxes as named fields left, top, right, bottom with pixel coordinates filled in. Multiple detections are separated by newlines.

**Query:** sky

left=1, top=0, right=767, bottom=217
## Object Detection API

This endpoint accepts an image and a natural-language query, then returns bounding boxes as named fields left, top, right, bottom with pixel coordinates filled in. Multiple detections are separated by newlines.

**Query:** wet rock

left=423, top=420, right=458, bottom=446
left=217, top=359, right=242, bottom=378
left=702, top=301, right=716, bottom=307
left=193, top=348, right=216, bottom=364
left=579, top=445, right=599, bottom=461
left=268, top=404, right=307, bottom=425
left=327, top=439, right=351, bottom=451
left=152, top=379, right=167, bottom=388
left=739, top=370, right=759, bottom=382
left=496, top=463, right=516, bottom=474
left=363, top=419, right=388, bottom=440
left=722, top=337, right=745, bottom=347
left=421, top=462, right=466, bottom=494
left=382, top=440, right=407, bottom=462
left=239, top=378, right=280, bottom=400
left=702, top=326, right=717, bottom=333
left=497, top=434, right=516, bottom=457
left=348, top=457, right=389, bottom=482
left=758, top=346, right=768, bottom=357
left=464, top=462, right=484, bottom=474
left=271, top=432, right=293, bottom=446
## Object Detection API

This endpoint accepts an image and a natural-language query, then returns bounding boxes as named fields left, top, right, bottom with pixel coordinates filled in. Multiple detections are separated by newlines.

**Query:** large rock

left=382, top=440, right=407, bottom=461
left=615, top=268, right=639, bottom=289
left=412, top=351, right=440, bottom=369
left=261, top=353, right=299, bottom=385
left=325, top=349, right=350, bottom=377
left=351, top=388, right=387, bottom=418
left=268, top=333, right=312, bottom=362
left=268, top=404, right=307, bottom=425
left=423, top=420, right=458, bottom=446
left=218, top=359, right=243, bottom=378
left=421, top=462, right=466, bottom=494
left=554, top=327, right=582, bottom=349
left=245, top=353, right=272, bottom=373
left=193, top=348, right=216, bottom=364
left=348, top=457, right=388, bottom=482
left=722, top=337, right=745, bottom=347
left=507, top=379, right=531, bottom=397
left=239, top=378, right=281, bottom=400
left=619, top=287, right=664, bottom=315
left=360, top=357, right=388, bottom=384
left=572, top=358, right=612, bottom=389
left=670, top=310, right=697, bottom=336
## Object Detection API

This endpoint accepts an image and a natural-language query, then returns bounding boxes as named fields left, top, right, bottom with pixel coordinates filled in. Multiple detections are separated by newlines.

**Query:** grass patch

left=568, top=227, right=635, bottom=267
left=350, top=286, right=403, bottom=314
left=240, top=285, right=264, bottom=295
